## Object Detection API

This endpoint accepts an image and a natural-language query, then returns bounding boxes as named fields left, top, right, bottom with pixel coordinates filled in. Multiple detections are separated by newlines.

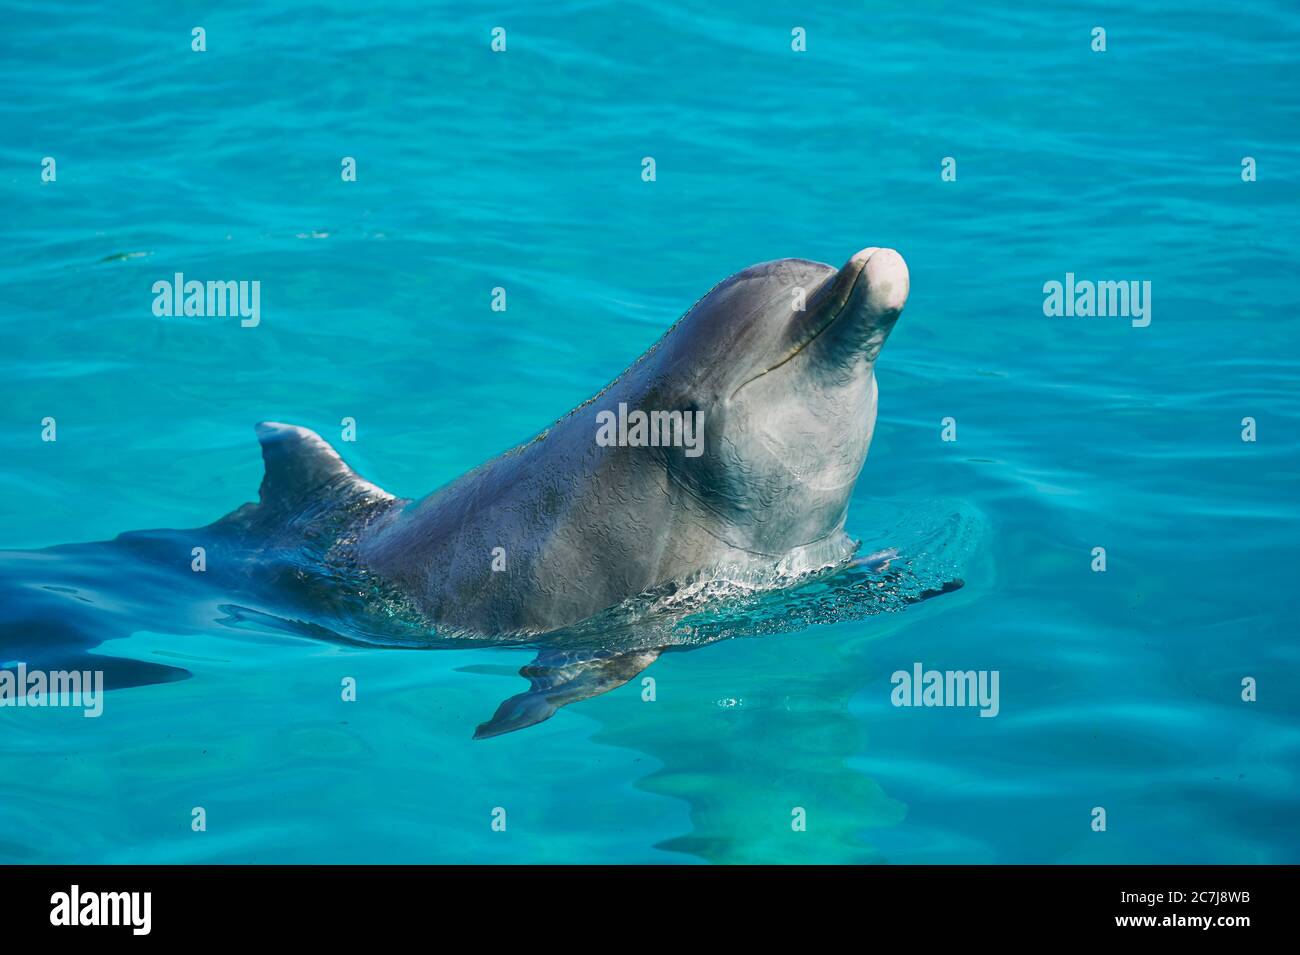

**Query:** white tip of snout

left=849, top=247, right=909, bottom=317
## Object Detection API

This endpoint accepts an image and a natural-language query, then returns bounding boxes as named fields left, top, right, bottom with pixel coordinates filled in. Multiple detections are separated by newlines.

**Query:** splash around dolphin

left=3, top=247, right=938, bottom=738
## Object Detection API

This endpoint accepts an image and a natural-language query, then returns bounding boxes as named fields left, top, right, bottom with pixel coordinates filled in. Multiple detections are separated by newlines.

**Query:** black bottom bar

left=1, top=864, right=1293, bottom=940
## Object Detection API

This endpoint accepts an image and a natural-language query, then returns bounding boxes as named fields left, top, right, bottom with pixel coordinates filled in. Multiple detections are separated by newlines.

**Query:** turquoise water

left=2, top=1, right=1298, bottom=863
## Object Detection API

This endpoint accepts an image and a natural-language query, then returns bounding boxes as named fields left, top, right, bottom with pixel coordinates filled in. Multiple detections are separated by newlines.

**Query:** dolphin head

left=641, top=247, right=910, bottom=557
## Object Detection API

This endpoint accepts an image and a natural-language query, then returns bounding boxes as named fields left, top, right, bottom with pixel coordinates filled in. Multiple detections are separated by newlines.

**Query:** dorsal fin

left=254, top=421, right=390, bottom=512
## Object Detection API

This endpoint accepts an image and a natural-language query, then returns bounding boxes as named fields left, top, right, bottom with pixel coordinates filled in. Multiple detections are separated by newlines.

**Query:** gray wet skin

left=0, top=251, right=912, bottom=739
left=341, top=246, right=911, bottom=635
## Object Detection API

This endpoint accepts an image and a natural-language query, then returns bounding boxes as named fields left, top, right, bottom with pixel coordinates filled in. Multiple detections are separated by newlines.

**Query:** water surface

left=1, top=0, right=1297, bottom=863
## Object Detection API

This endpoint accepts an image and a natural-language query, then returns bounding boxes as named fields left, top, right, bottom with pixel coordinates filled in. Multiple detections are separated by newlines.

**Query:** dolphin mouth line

left=727, top=252, right=874, bottom=401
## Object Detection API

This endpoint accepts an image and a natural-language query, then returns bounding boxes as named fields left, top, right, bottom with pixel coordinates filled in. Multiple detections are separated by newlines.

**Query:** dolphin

left=1, top=247, right=921, bottom=737
left=235, top=245, right=912, bottom=733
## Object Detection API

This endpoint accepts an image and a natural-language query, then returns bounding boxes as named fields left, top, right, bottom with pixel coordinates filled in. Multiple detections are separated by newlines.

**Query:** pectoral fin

left=473, top=648, right=661, bottom=739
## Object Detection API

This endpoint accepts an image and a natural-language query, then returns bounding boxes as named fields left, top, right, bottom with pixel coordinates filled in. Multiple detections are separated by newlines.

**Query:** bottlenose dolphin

left=233, top=246, right=911, bottom=733
left=2, top=247, right=922, bottom=737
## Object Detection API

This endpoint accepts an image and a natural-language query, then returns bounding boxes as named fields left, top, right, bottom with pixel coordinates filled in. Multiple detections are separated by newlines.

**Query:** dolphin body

left=230, top=246, right=911, bottom=734
left=2, top=247, right=915, bottom=737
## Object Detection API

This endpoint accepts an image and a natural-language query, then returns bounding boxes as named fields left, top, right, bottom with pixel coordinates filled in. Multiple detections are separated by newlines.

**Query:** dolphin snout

left=850, top=247, right=909, bottom=319
left=807, top=247, right=909, bottom=366
left=738, top=247, right=912, bottom=393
